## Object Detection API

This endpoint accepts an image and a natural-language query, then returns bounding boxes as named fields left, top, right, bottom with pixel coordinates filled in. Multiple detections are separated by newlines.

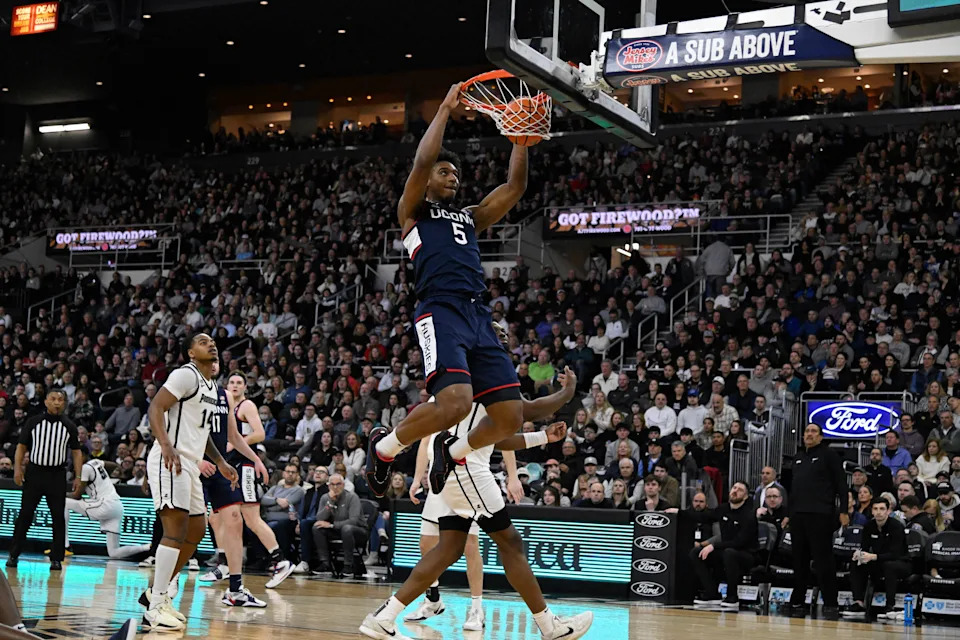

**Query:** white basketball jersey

left=81, top=459, right=118, bottom=502
left=427, top=400, right=494, bottom=470
left=162, top=363, right=219, bottom=462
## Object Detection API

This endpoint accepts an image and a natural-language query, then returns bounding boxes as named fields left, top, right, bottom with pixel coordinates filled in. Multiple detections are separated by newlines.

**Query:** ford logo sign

left=615, top=39, right=663, bottom=72
left=632, top=559, right=667, bottom=574
left=636, top=513, right=670, bottom=528
left=807, top=401, right=900, bottom=439
left=634, top=536, right=669, bottom=551
left=631, top=581, right=666, bottom=597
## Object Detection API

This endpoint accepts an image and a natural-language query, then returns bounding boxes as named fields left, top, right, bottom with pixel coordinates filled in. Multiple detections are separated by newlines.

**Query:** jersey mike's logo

left=616, top=40, right=663, bottom=72
left=634, top=535, right=669, bottom=551
left=807, top=401, right=900, bottom=439
left=632, top=558, right=667, bottom=574
left=631, top=581, right=666, bottom=597
left=635, top=513, right=670, bottom=528
left=622, top=75, right=667, bottom=87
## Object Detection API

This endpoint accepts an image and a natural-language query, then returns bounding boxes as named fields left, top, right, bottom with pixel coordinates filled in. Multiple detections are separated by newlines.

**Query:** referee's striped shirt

left=18, top=413, right=81, bottom=467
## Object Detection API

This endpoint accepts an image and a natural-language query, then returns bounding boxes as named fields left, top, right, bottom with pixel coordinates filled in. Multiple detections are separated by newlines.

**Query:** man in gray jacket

left=695, top=239, right=735, bottom=297
left=312, top=473, right=367, bottom=577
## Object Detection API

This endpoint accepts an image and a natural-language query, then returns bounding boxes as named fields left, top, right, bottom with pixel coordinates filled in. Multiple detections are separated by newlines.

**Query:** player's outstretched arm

left=471, top=144, right=528, bottom=232
left=237, top=399, right=266, bottom=446
left=496, top=421, right=567, bottom=451
left=148, top=388, right=182, bottom=474
left=501, top=450, right=524, bottom=504
left=398, top=83, right=462, bottom=229
left=522, top=366, right=577, bottom=421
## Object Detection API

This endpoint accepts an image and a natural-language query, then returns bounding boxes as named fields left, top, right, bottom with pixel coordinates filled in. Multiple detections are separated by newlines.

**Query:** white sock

left=471, top=595, right=483, bottom=608
left=448, top=436, right=475, bottom=461
left=533, top=608, right=556, bottom=635
left=430, top=580, right=439, bottom=588
left=374, top=596, right=406, bottom=624
left=151, top=545, right=181, bottom=599
left=376, top=431, right=404, bottom=459
left=63, top=509, right=71, bottom=548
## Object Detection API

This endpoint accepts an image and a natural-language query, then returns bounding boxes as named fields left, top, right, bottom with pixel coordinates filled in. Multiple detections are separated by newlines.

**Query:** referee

left=788, top=423, right=846, bottom=620
left=6, top=390, right=83, bottom=570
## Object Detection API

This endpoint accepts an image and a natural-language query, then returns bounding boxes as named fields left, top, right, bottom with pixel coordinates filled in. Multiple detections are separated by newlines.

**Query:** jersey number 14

left=200, top=409, right=219, bottom=433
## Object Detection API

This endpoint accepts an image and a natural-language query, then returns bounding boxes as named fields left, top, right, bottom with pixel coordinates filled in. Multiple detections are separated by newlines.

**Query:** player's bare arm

left=521, top=366, right=577, bottom=421
left=236, top=399, right=267, bottom=446
left=71, top=449, right=84, bottom=494
left=225, top=394, right=269, bottom=483
left=397, top=83, right=462, bottom=230
left=470, top=144, right=528, bottom=232
left=409, top=437, right=430, bottom=504
left=502, top=449, right=524, bottom=504
left=148, top=388, right=182, bottom=474
left=205, top=435, right=238, bottom=489
left=496, top=421, right=568, bottom=451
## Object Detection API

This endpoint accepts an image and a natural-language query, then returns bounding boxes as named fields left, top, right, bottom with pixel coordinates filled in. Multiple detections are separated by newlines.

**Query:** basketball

left=502, top=97, right=547, bottom=147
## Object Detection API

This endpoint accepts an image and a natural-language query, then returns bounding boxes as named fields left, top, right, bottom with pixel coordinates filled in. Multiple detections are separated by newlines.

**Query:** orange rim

left=460, top=69, right=551, bottom=110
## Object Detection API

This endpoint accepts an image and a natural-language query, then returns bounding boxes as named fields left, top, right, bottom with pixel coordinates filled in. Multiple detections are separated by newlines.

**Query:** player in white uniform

left=139, top=333, right=262, bottom=631
left=361, top=367, right=593, bottom=640
left=63, top=458, right=151, bottom=559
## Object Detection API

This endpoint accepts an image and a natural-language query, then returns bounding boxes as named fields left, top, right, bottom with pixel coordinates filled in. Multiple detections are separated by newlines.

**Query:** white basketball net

left=460, top=74, right=552, bottom=139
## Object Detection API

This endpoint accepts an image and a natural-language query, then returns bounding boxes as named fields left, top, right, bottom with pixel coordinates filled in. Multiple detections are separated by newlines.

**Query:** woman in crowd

left=845, top=490, right=868, bottom=526
left=538, top=486, right=563, bottom=507
left=125, top=428, right=147, bottom=460
left=923, top=499, right=946, bottom=532
left=916, top=438, right=950, bottom=485
left=342, top=432, right=366, bottom=482
left=609, top=479, right=631, bottom=510
left=857, top=484, right=874, bottom=518
left=588, top=391, right=614, bottom=432
left=381, top=392, right=407, bottom=429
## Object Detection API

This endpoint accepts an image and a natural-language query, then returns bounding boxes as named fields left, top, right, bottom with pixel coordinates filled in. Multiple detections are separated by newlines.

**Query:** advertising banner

left=629, top=511, right=676, bottom=601
left=11, top=3, right=58, bottom=36
left=543, top=204, right=703, bottom=238
left=47, top=228, right=162, bottom=255
left=603, top=25, right=857, bottom=87
left=806, top=400, right=901, bottom=439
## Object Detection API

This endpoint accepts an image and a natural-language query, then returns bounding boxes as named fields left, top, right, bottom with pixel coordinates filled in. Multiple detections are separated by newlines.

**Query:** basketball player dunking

left=367, top=83, right=532, bottom=497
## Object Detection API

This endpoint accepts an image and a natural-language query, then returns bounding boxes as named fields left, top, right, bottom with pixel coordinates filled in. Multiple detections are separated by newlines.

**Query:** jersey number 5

left=451, top=222, right=468, bottom=246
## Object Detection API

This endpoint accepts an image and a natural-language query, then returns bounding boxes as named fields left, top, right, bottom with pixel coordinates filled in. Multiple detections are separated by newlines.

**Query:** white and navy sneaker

left=142, top=592, right=185, bottom=631
left=463, top=605, right=485, bottom=630
left=138, top=581, right=185, bottom=623
left=292, top=561, right=311, bottom=574
left=403, top=598, right=445, bottom=622
left=541, top=612, right=594, bottom=640
left=199, top=564, right=229, bottom=583
left=359, top=613, right=413, bottom=640
left=266, top=559, right=295, bottom=588
left=222, top=586, right=267, bottom=608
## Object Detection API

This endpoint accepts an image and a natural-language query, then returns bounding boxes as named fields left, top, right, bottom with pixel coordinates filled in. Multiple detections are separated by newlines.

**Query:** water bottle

left=903, top=594, right=914, bottom=627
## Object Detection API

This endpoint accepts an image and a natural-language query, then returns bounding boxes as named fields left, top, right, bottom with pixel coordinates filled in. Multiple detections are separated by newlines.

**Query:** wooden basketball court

left=2, top=555, right=955, bottom=639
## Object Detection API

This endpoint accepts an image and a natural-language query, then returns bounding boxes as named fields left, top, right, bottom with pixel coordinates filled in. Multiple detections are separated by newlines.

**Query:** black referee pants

left=789, top=512, right=838, bottom=607
left=9, top=465, right=68, bottom=562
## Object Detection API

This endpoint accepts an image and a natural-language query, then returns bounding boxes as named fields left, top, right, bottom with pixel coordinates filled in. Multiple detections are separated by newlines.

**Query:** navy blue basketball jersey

left=402, top=200, right=486, bottom=299
left=208, top=387, right=230, bottom=457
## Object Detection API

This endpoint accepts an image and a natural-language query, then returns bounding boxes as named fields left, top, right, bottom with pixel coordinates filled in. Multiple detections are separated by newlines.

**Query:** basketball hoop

left=460, top=70, right=552, bottom=141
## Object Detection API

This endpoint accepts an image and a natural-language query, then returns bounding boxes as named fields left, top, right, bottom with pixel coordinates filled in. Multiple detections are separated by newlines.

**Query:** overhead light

left=347, top=97, right=352, bottom=101
left=856, top=75, right=862, bottom=80
left=337, top=29, right=346, bottom=34
left=366, top=95, right=372, bottom=100
left=864, top=84, right=870, bottom=88
left=722, top=87, right=728, bottom=91
left=818, top=78, right=824, bottom=83
left=268, top=123, right=274, bottom=128
left=687, top=88, right=693, bottom=93
left=616, top=248, right=631, bottom=258
left=298, top=63, right=306, bottom=68
left=95, top=81, right=103, bottom=86
left=198, top=72, right=206, bottom=78
left=465, top=106, right=471, bottom=111
left=226, top=40, right=235, bottom=46
left=248, top=104, right=253, bottom=109
left=903, top=70, right=909, bottom=76
left=278, top=129, right=286, bottom=134
left=266, top=103, right=272, bottom=108
left=259, top=0, right=268, bottom=4
left=282, top=101, right=288, bottom=107
left=383, top=119, right=389, bottom=124
left=944, top=68, right=950, bottom=74
left=39, top=123, right=91, bottom=134
left=733, top=94, right=739, bottom=98
left=329, top=98, right=334, bottom=103
left=458, top=17, right=467, bottom=22
left=1, top=87, right=8, bottom=92
left=142, top=13, right=151, bottom=19
left=404, top=53, right=413, bottom=58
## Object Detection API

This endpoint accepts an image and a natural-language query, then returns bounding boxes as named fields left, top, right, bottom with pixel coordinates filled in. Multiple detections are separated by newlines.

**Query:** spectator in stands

left=640, top=439, right=664, bottom=476
left=757, top=485, right=789, bottom=533
left=604, top=423, right=640, bottom=466
left=930, top=411, right=960, bottom=457
left=105, top=393, right=140, bottom=445
left=688, top=481, right=758, bottom=609
left=574, top=481, right=612, bottom=509
left=899, top=414, right=925, bottom=458
left=911, top=353, right=944, bottom=396
left=842, top=498, right=910, bottom=620
left=951, top=455, right=960, bottom=492
left=754, top=466, right=787, bottom=511
left=607, top=373, right=638, bottom=413
left=677, top=391, right=708, bottom=436
left=261, top=464, right=305, bottom=562
left=707, top=394, right=738, bottom=435
left=727, top=375, right=756, bottom=418
left=917, top=439, right=951, bottom=486
left=938, top=482, right=959, bottom=526
left=651, top=463, right=679, bottom=508
left=633, top=474, right=669, bottom=512
left=696, top=239, right=735, bottom=297
left=665, top=441, right=697, bottom=483
left=529, top=350, right=556, bottom=396
left=644, top=393, right=677, bottom=440
left=588, top=391, right=614, bottom=432
left=881, top=431, right=913, bottom=476
left=901, top=495, right=937, bottom=535
left=592, top=360, right=618, bottom=396
left=312, top=473, right=366, bottom=578
left=866, top=447, right=896, bottom=496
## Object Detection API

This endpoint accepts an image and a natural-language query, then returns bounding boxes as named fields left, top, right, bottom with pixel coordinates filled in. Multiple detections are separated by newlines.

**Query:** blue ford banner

left=806, top=401, right=901, bottom=439
left=603, top=25, right=858, bottom=87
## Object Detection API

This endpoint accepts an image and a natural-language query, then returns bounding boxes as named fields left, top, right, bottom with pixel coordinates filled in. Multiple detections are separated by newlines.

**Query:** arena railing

left=26, top=285, right=82, bottom=330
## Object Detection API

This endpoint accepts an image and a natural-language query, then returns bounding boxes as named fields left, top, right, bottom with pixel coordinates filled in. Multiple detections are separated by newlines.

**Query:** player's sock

left=151, top=545, right=180, bottom=600
left=375, top=431, right=403, bottom=460
left=374, top=596, right=406, bottom=624
left=216, top=549, right=226, bottom=565
left=268, top=545, right=284, bottom=563
left=448, top=437, right=474, bottom=462
left=471, top=595, right=483, bottom=608
left=426, top=581, right=440, bottom=602
left=533, top=608, right=557, bottom=635
left=229, top=574, right=242, bottom=593
left=63, top=510, right=71, bottom=548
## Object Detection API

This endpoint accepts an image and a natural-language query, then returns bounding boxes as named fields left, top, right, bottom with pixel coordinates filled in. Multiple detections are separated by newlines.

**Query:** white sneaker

left=463, top=606, right=485, bottom=631
left=166, top=577, right=180, bottom=601
left=138, top=556, right=155, bottom=568
left=138, top=588, right=185, bottom=623
left=403, top=598, right=445, bottom=622
left=292, top=560, right=311, bottom=574
left=222, top=586, right=267, bottom=608
left=187, top=558, right=200, bottom=571
left=266, top=559, right=295, bottom=589
left=541, top=612, right=593, bottom=640
left=693, top=596, right=722, bottom=606
left=359, top=613, right=412, bottom=640
left=144, top=593, right=186, bottom=629
left=365, top=551, right=380, bottom=566
left=199, top=564, right=229, bottom=583
left=142, top=601, right=184, bottom=632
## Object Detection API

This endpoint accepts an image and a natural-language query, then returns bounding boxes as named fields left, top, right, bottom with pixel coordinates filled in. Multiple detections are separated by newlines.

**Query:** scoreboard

left=888, top=0, right=960, bottom=25
left=11, top=3, right=58, bottom=36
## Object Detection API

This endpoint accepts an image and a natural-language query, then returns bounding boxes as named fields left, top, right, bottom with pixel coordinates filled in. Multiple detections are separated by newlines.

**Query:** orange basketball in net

left=501, top=97, right=548, bottom=147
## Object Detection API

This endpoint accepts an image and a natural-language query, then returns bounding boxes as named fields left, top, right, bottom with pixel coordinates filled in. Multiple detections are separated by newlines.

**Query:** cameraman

left=841, top=498, right=909, bottom=620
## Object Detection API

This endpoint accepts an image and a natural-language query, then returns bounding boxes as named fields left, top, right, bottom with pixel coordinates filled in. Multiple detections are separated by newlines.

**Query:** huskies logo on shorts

left=616, top=40, right=663, bottom=72
left=415, top=314, right=438, bottom=377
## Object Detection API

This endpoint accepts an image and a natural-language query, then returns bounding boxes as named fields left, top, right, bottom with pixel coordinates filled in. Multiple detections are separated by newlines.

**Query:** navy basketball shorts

left=202, top=462, right=258, bottom=513
left=414, top=296, right=520, bottom=406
